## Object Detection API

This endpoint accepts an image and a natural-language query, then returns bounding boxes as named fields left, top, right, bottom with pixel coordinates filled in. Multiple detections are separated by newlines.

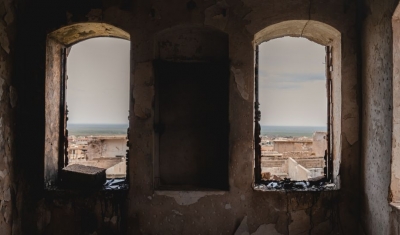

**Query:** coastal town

left=66, top=135, right=127, bottom=178
left=260, top=132, right=327, bottom=181
left=64, top=131, right=325, bottom=182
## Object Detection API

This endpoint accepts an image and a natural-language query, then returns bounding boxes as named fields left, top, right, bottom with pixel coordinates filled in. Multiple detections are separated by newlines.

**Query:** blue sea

left=261, top=126, right=326, bottom=137
left=68, top=124, right=325, bottom=138
left=68, top=123, right=128, bottom=136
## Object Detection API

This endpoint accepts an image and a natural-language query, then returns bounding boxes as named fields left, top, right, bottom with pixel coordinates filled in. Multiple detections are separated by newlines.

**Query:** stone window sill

left=44, top=178, right=128, bottom=193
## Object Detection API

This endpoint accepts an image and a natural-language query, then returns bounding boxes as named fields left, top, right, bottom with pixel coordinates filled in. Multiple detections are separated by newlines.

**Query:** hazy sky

left=259, top=37, right=327, bottom=127
left=67, top=36, right=325, bottom=126
left=67, top=37, right=130, bottom=124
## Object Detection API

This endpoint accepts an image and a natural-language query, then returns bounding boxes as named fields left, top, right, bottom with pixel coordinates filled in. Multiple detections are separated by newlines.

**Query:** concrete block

left=62, top=164, right=106, bottom=189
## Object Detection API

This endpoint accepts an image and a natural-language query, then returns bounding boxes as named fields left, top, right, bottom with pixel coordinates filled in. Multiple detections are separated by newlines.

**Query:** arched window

left=253, top=20, right=341, bottom=190
left=44, top=23, right=130, bottom=189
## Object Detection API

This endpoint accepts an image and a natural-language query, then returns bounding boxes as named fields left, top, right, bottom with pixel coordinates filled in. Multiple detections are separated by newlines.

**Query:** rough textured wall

left=127, top=0, right=357, bottom=233
left=0, top=0, right=16, bottom=234
left=44, top=38, right=62, bottom=187
left=11, top=0, right=360, bottom=234
left=361, top=0, right=398, bottom=234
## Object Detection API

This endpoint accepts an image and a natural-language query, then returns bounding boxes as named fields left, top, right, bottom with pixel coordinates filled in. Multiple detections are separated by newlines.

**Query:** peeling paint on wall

left=155, top=191, right=225, bottom=206
left=204, top=1, right=229, bottom=31
left=289, top=210, right=310, bottom=234
left=133, top=62, right=153, bottom=120
left=252, top=224, right=282, bottom=235
left=231, top=66, right=249, bottom=100
left=234, top=217, right=283, bottom=235
left=234, top=216, right=249, bottom=235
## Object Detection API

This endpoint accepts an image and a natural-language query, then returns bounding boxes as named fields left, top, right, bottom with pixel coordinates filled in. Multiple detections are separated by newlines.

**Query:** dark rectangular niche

left=155, top=60, right=229, bottom=190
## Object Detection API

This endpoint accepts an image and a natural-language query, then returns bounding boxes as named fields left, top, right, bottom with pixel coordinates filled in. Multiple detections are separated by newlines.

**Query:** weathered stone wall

left=128, top=1, right=359, bottom=234
left=274, top=142, right=313, bottom=153
left=361, top=0, right=398, bottom=234
left=44, top=38, right=62, bottom=187
left=282, top=151, right=313, bottom=159
left=9, top=0, right=361, bottom=234
left=312, top=132, right=327, bottom=157
left=86, top=138, right=127, bottom=160
left=0, top=0, right=16, bottom=234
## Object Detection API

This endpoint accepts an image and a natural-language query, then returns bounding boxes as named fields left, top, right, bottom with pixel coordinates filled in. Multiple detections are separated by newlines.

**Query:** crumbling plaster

left=9, top=0, right=361, bottom=234
left=47, top=22, right=130, bottom=47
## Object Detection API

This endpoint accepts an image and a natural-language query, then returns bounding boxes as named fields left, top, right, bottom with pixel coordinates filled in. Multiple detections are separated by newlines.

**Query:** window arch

left=253, top=20, right=342, bottom=189
left=44, top=23, right=131, bottom=189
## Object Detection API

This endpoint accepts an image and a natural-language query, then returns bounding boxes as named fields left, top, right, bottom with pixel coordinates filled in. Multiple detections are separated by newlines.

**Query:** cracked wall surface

left=361, top=0, right=398, bottom=234
left=7, top=0, right=362, bottom=234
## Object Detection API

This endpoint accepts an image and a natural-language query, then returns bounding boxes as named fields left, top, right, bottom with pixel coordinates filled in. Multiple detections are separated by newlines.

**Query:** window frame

left=253, top=20, right=340, bottom=191
left=253, top=41, right=335, bottom=191
left=44, top=23, right=131, bottom=190
left=390, top=3, right=400, bottom=203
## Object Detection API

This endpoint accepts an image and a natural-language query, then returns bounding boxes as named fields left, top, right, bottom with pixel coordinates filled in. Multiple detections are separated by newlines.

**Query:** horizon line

left=261, top=125, right=327, bottom=127
left=68, top=123, right=129, bottom=125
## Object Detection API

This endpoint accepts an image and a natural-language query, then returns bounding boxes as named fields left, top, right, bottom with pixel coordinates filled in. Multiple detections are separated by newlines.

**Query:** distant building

left=260, top=132, right=327, bottom=180
left=67, top=135, right=127, bottom=178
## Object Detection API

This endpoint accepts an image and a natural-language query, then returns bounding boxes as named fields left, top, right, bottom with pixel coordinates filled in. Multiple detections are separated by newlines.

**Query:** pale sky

left=259, top=37, right=327, bottom=127
left=67, top=37, right=130, bottom=124
left=66, top=36, right=325, bottom=126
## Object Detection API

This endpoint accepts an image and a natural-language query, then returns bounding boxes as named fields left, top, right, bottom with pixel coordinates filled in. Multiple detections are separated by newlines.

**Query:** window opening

left=153, top=27, right=230, bottom=191
left=254, top=37, right=332, bottom=190
left=62, top=38, right=130, bottom=189
left=154, top=60, right=230, bottom=190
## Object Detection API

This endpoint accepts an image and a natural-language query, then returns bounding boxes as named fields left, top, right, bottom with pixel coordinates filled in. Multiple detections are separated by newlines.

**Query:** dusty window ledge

left=253, top=180, right=338, bottom=192
left=45, top=178, right=128, bottom=192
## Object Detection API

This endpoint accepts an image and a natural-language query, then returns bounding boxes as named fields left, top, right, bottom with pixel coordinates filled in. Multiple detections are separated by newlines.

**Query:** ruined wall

left=129, top=1, right=359, bottom=234
left=0, top=0, right=16, bottom=234
left=87, top=138, right=127, bottom=160
left=361, top=0, right=398, bottom=234
left=101, top=139, right=127, bottom=158
left=44, top=38, right=62, bottom=186
left=274, top=142, right=313, bottom=153
left=10, top=0, right=360, bottom=234
left=312, top=132, right=327, bottom=157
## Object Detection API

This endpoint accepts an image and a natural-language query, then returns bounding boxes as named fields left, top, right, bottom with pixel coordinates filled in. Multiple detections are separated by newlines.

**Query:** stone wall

left=7, top=0, right=361, bottom=234
left=282, top=151, right=313, bottom=159
left=86, top=138, right=127, bottom=160
left=312, top=132, right=327, bottom=157
left=361, top=0, right=398, bottom=234
left=0, top=0, right=15, bottom=233
left=274, top=141, right=313, bottom=153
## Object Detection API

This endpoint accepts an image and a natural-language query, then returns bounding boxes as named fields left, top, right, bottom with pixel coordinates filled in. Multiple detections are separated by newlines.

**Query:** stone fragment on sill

left=62, top=164, right=106, bottom=189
